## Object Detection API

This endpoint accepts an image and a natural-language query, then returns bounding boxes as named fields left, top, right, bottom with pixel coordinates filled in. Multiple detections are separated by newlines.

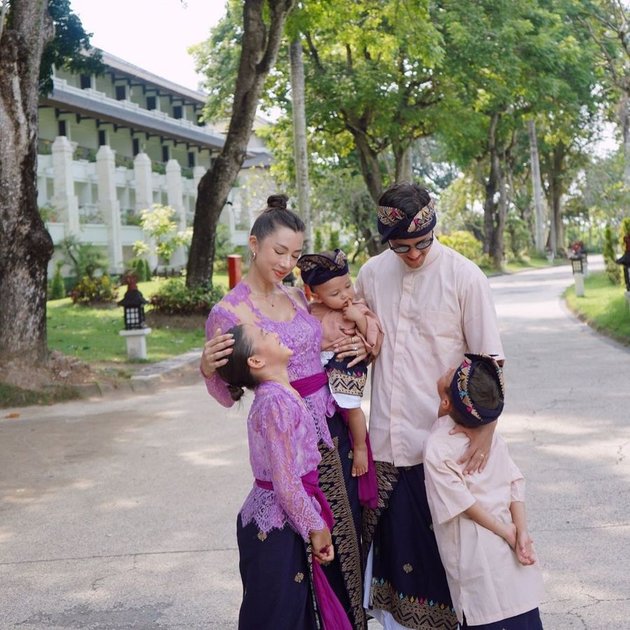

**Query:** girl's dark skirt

left=463, top=607, right=543, bottom=629
left=318, top=411, right=366, bottom=629
left=236, top=515, right=319, bottom=630
left=369, top=464, right=458, bottom=630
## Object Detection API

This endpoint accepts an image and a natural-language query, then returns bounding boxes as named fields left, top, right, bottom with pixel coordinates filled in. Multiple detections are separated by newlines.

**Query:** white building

left=38, top=50, right=274, bottom=275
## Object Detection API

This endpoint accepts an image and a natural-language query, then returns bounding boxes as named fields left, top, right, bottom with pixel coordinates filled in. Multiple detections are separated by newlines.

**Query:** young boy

left=424, top=354, right=545, bottom=629
left=297, top=249, right=383, bottom=480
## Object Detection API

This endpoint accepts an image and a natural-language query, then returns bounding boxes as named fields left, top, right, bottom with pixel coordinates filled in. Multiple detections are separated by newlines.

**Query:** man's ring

left=353, top=346, right=358, bottom=352
left=479, top=453, right=485, bottom=459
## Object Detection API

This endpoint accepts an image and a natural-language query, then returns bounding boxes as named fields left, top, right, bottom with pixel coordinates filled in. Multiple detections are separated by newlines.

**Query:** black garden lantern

left=616, top=235, right=630, bottom=292
left=118, top=278, right=148, bottom=330
left=570, top=255, right=585, bottom=275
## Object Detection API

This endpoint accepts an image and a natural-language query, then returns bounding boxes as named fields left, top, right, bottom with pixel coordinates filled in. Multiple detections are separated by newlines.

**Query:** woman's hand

left=310, top=527, right=334, bottom=565
left=200, top=328, right=235, bottom=378
left=332, top=334, right=369, bottom=368
left=451, top=421, right=496, bottom=474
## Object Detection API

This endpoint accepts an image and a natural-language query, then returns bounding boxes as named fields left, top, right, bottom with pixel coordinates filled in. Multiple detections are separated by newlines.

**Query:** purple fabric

left=240, top=381, right=326, bottom=540
left=204, top=282, right=335, bottom=447
left=256, top=472, right=352, bottom=630
left=291, top=372, right=329, bottom=398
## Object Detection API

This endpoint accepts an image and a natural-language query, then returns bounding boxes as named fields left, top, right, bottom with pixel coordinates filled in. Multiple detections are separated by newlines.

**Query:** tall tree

left=289, top=37, right=313, bottom=250
left=436, top=0, right=601, bottom=267
left=0, top=0, right=54, bottom=365
left=574, top=0, right=630, bottom=186
left=186, top=0, right=295, bottom=288
left=0, top=0, right=101, bottom=367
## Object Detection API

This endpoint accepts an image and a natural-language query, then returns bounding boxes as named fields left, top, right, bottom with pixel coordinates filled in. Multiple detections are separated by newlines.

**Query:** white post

left=51, top=136, right=80, bottom=235
left=166, top=159, right=186, bottom=268
left=574, top=273, right=584, bottom=297
left=119, top=328, right=152, bottom=360
left=96, top=145, right=123, bottom=272
left=134, top=152, right=158, bottom=271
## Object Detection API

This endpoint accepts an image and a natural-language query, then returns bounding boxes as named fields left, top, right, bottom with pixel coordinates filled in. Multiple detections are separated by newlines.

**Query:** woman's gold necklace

left=249, top=288, right=277, bottom=308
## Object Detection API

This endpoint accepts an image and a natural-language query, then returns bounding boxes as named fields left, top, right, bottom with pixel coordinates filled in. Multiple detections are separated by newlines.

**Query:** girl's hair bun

left=266, top=194, right=288, bottom=211
left=227, top=383, right=245, bottom=402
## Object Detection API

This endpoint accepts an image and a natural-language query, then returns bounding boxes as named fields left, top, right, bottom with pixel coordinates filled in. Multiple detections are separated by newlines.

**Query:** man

left=355, top=182, right=504, bottom=630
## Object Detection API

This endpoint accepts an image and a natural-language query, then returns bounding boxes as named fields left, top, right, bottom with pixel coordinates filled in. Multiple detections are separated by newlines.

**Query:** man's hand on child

left=452, top=421, right=496, bottom=474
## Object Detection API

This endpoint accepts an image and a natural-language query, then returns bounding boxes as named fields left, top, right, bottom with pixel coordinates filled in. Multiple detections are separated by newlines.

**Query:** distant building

left=38, top=50, right=274, bottom=275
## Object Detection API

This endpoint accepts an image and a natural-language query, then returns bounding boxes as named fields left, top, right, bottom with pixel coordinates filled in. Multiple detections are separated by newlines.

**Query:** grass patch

left=46, top=278, right=216, bottom=365
left=565, top=271, right=630, bottom=344
left=0, top=382, right=80, bottom=409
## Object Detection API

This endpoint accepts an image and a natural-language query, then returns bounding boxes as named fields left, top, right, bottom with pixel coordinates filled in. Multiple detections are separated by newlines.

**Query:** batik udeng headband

left=377, top=198, right=435, bottom=232
left=450, top=353, right=504, bottom=426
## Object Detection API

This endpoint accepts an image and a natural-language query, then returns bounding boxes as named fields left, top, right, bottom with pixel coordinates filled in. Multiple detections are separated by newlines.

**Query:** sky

left=70, top=0, right=228, bottom=92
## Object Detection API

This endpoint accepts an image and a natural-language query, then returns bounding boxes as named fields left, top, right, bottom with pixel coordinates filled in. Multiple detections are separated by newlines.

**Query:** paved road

left=1, top=258, right=629, bottom=629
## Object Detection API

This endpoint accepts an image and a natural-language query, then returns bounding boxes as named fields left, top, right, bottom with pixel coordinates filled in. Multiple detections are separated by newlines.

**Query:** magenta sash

left=291, top=373, right=378, bottom=510
left=255, top=472, right=351, bottom=630
left=290, top=371, right=329, bottom=398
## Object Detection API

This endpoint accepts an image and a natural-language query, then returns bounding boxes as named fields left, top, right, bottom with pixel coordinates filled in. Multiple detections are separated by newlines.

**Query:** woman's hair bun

left=266, top=194, right=288, bottom=211
left=227, top=383, right=245, bottom=402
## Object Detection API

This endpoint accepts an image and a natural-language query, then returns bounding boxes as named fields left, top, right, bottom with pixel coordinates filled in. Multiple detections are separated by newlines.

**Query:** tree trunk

left=482, top=113, right=505, bottom=270
left=528, top=119, right=546, bottom=254
left=289, top=38, right=312, bottom=251
left=394, top=143, right=413, bottom=183
left=621, top=93, right=630, bottom=189
left=186, top=0, right=295, bottom=288
left=0, top=0, right=54, bottom=365
left=545, top=143, right=567, bottom=256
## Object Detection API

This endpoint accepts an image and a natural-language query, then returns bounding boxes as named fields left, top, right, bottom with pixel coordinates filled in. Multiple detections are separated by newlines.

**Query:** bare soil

left=0, top=351, right=99, bottom=392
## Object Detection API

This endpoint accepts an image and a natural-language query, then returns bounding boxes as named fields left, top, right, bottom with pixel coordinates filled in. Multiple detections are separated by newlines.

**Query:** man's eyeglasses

left=388, top=232, right=434, bottom=254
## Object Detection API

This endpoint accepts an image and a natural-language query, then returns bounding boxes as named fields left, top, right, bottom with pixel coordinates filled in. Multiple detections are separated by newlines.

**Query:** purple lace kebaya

left=204, top=281, right=335, bottom=447
left=240, top=380, right=326, bottom=538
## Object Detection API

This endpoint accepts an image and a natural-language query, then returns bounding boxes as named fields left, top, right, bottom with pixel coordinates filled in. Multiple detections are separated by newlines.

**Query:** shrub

left=329, top=229, right=340, bottom=250
left=438, top=231, right=483, bottom=265
left=603, top=225, right=621, bottom=285
left=70, top=274, right=119, bottom=305
left=49, top=263, right=66, bottom=300
left=133, top=258, right=147, bottom=282
left=149, top=278, right=225, bottom=315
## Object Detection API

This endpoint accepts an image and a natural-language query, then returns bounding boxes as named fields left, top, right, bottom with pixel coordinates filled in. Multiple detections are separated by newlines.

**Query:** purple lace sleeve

left=203, top=304, right=240, bottom=407
left=261, top=397, right=326, bottom=541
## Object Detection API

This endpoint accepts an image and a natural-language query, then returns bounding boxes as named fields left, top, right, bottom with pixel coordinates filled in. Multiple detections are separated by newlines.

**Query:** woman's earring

left=251, top=250, right=257, bottom=260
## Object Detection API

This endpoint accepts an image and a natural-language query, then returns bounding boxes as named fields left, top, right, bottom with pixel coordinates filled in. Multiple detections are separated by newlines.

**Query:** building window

left=173, top=105, right=183, bottom=119
left=80, top=74, right=92, bottom=89
left=115, top=85, right=127, bottom=101
left=98, top=130, right=107, bottom=147
left=162, top=145, right=170, bottom=162
left=133, top=138, right=140, bottom=156
left=58, top=120, right=67, bottom=137
left=146, top=95, right=156, bottom=110
left=187, top=152, right=195, bottom=168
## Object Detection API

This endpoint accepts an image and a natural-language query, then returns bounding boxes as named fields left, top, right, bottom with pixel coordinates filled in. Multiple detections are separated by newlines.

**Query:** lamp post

left=570, top=253, right=585, bottom=297
left=118, top=277, right=151, bottom=359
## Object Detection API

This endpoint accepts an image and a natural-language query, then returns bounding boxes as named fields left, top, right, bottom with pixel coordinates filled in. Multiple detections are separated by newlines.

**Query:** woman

left=201, top=194, right=368, bottom=629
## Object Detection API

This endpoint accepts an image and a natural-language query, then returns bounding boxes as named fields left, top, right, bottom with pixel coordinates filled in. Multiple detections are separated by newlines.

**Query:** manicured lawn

left=45, top=277, right=224, bottom=365
left=565, top=271, right=630, bottom=344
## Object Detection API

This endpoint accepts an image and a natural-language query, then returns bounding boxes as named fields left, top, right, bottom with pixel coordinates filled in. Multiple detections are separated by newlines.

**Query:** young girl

left=216, top=323, right=352, bottom=630
left=297, top=249, right=382, bottom=486
left=424, top=354, right=544, bottom=629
